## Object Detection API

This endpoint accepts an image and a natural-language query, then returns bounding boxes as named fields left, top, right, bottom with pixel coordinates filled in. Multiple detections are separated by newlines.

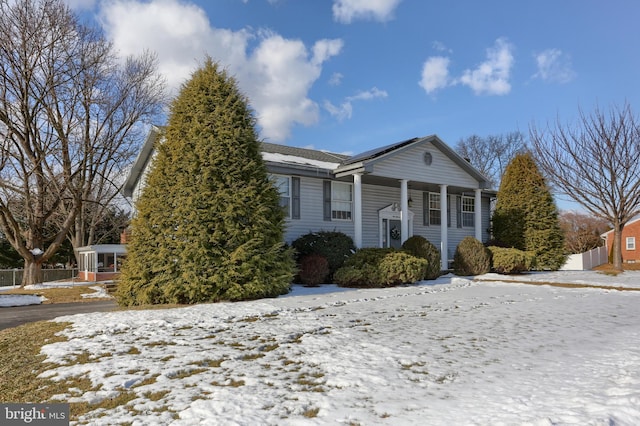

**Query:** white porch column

left=440, top=184, right=448, bottom=270
left=400, top=179, right=409, bottom=244
left=353, top=173, right=363, bottom=248
left=475, top=188, right=482, bottom=241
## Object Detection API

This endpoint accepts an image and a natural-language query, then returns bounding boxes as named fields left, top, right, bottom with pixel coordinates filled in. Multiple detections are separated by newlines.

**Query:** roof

left=261, top=142, right=349, bottom=164
left=123, top=128, right=493, bottom=198
left=335, top=134, right=492, bottom=188
left=341, top=137, right=419, bottom=165
left=123, top=125, right=162, bottom=197
left=601, top=215, right=640, bottom=238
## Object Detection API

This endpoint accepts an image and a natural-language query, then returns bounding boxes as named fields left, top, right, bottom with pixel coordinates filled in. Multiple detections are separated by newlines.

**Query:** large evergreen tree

left=492, top=153, right=566, bottom=270
left=117, top=60, right=294, bottom=306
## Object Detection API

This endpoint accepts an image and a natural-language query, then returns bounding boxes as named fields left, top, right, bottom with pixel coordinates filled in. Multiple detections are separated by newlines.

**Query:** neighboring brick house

left=601, top=217, right=640, bottom=263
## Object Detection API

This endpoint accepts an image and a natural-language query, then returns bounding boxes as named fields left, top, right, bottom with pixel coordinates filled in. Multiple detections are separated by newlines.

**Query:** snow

left=0, top=294, right=43, bottom=307
left=477, top=270, right=640, bottom=289
left=35, top=271, right=640, bottom=425
left=261, top=152, right=340, bottom=170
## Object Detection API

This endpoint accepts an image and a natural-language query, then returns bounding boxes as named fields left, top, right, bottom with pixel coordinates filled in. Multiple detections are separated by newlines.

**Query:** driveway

left=0, top=300, right=118, bottom=331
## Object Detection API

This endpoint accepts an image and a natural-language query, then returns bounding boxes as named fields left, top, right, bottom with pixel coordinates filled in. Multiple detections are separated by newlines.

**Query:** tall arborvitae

left=492, top=152, right=566, bottom=270
left=117, top=59, right=294, bottom=306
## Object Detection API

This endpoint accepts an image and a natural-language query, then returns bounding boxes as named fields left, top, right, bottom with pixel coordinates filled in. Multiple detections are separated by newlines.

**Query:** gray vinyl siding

left=282, top=177, right=354, bottom=244
left=282, top=176, right=491, bottom=257
left=370, top=142, right=479, bottom=188
left=361, top=184, right=399, bottom=248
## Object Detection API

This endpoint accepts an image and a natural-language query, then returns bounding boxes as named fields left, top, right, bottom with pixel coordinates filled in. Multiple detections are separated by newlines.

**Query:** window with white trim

left=428, top=192, right=441, bottom=225
left=627, top=237, right=636, bottom=250
left=271, top=174, right=291, bottom=218
left=331, top=182, right=353, bottom=220
left=461, top=196, right=475, bottom=227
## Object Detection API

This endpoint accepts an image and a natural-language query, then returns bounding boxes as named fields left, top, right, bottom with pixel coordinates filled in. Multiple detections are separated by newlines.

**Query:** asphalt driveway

left=0, top=300, right=118, bottom=331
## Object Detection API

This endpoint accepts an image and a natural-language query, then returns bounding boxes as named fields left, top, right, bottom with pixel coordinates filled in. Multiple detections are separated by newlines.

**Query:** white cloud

left=332, top=0, right=401, bottom=24
left=459, top=38, right=514, bottom=96
left=432, top=41, right=452, bottom=54
left=99, top=0, right=343, bottom=143
left=329, top=72, right=344, bottom=86
left=419, top=56, right=450, bottom=94
left=324, top=87, right=388, bottom=121
left=533, top=48, right=576, bottom=83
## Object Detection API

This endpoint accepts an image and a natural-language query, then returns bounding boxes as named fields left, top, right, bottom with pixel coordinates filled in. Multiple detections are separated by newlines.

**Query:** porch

left=76, top=244, right=127, bottom=282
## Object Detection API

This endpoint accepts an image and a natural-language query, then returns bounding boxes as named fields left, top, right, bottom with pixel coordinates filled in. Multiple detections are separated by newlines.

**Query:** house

left=601, top=217, right=640, bottom=263
left=123, top=126, right=495, bottom=270
left=76, top=244, right=127, bottom=281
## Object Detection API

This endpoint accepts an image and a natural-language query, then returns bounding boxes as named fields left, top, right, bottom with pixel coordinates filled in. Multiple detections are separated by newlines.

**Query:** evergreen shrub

left=488, top=246, right=528, bottom=274
left=298, top=254, right=329, bottom=286
left=334, top=248, right=426, bottom=288
left=378, top=252, right=428, bottom=286
left=452, top=237, right=491, bottom=276
left=491, top=152, right=565, bottom=270
left=292, top=231, right=355, bottom=279
left=117, top=60, right=294, bottom=306
left=402, top=235, right=441, bottom=279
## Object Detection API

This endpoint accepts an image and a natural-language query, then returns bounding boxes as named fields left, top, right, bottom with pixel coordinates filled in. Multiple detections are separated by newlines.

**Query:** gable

left=368, top=139, right=484, bottom=188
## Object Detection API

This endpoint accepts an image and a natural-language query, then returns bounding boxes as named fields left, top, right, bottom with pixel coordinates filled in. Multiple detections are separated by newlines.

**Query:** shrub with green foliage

left=291, top=231, right=355, bottom=279
left=452, top=237, right=491, bottom=276
left=402, top=235, right=441, bottom=279
left=488, top=246, right=528, bottom=274
left=378, top=252, right=428, bottom=286
left=298, top=254, right=329, bottom=286
left=117, top=59, right=294, bottom=306
left=492, top=153, right=566, bottom=270
left=334, top=248, right=427, bottom=288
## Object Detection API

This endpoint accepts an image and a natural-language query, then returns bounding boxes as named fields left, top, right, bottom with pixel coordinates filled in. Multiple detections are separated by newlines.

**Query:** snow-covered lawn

left=36, top=271, right=640, bottom=425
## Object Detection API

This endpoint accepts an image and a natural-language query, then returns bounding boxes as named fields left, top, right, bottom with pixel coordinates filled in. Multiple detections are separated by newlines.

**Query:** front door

left=387, top=219, right=402, bottom=249
left=379, top=204, right=414, bottom=248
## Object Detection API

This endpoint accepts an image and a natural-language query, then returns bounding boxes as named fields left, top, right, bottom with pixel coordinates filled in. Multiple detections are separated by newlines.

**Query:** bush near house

left=117, top=60, right=294, bottom=306
left=453, top=237, right=491, bottom=276
left=402, top=235, right=441, bottom=279
left=334, top=248, right=427, bottom=288
left=291, top=231, right=355, bottom=280
left=488, top=246, right=528, bottom=274
left=298, top=254, right=330, bottom=286
left=491, top=152, right=565, bottom=270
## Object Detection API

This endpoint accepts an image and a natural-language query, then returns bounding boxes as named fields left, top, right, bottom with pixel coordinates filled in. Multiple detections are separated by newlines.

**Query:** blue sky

left=71, top=0, right=639, bottom=163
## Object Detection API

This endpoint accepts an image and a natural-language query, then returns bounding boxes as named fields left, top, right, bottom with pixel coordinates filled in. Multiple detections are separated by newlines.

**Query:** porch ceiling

left=358, top=174, right=484, bottom=194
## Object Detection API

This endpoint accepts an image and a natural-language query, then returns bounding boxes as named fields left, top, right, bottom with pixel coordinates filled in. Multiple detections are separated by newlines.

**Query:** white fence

left=561, top=246, right=608, bottom=271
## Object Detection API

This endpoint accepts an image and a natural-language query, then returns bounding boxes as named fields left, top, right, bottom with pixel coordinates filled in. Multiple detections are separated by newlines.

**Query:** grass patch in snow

left=0, top=321, right=143, bottom=421
left=303, top=407, right=320, bottom=418
left=169, top=368, right=207, bottom=379
left=143, top=390, right=170, bottom=401
left=191, top=358, right=225, bottom=368
left=211, top=378, right=245, bottom=387
left=144, top=340, right=177, bottom=347
left=0, top=321, right=72, bottom=402
left=3, top=285, right=112, bottom=304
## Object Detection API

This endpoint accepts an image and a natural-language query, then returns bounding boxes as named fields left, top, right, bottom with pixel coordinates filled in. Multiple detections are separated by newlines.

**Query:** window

left=331, top=182, right=353, bottom=220
left=428, top=193, right=441, bottom=225
left=461, top=196, right=475, bottom=227
left=627, top=237, right=636, bottom=250
left=271, top=175, right=291, bottom=218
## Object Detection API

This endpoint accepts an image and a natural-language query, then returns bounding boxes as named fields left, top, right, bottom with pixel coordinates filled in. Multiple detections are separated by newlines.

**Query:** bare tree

left=530, top=103, right=640, bottom=270
left=0, top=0, right=165, bottom=285
left=456, top=131, right=527, bottom=187
left=559, top=211, right=608, bottom=254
